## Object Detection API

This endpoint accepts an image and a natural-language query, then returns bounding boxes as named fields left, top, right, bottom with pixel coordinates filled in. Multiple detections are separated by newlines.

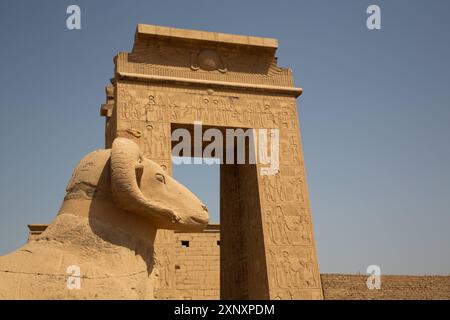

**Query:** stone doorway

left=102, top=24, right=323, bottom=300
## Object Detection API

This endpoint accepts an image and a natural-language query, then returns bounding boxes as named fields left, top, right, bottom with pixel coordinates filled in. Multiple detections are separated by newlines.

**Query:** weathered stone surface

left=103, top=24, right=323, bottom=300
left=0, top=138, right=208, bottom=299
left=24, top=226, right=450, bottom=300
left=2, top=24, right=322, bottom=300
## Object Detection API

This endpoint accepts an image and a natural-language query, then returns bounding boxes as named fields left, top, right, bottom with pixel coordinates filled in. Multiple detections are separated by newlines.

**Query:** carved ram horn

left=110, top=137, right=180, bottom=224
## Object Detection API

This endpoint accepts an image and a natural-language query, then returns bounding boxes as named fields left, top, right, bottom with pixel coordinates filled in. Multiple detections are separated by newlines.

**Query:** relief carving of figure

left=288, top=136, right=300, bottom=164
left=262, top=175, right=276, bottom=202
left=275, top=173, right=286, bottom=201
left=156, top=248, right=173, bottom=289
left=145, top=94, right=164, bottom=122
left=120, top=93, right=141, bottom=120
left=288, top=176, right=304, bottom=202
left=268, top=206, right=289, bottom=245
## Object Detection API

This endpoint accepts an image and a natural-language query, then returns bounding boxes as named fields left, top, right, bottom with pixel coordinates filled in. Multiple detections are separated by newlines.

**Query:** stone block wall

left=27, top=225, right=450, bottom=299
left=170, top=229, right=220, bottom=299
left=152, top=225, right=220, bottom=299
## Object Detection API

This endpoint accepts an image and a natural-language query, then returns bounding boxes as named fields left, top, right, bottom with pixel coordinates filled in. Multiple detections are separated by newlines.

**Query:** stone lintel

left=135, top=24, right=278, bottom=51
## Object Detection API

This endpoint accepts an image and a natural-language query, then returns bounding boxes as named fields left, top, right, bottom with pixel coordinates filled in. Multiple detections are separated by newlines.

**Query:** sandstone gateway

left=105, top=24, right=323, bottom=300
left=1, top=25, right=449, bottom=300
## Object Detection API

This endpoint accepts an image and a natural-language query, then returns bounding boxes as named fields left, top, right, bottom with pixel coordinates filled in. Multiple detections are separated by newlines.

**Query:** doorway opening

left=171, top=123, right=270, bottom=299
left=172, top=156, right=220, bottom=223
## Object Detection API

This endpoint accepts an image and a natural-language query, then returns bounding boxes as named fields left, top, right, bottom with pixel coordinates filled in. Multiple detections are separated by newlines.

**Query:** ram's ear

left=110, top=137, right=179, bottom=223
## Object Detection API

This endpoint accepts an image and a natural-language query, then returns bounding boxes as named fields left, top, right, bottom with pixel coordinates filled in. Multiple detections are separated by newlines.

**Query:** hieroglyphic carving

left=265, top=206, right=311, bottom=245
left=120, top=36, right=294, bottom=86
left=142, top=122, right=169, bottom=159
left=118, top=91, right=141, bottom=120
left=260, top=172, right=305, bottom=204
left=116, top=83, right=302, bottom=130
left=278, top=131, right=303, bottom=166
left=104, top=25, right=324, bottom=300
left=145, top=94, right=170, bottom=122
left=115, top=75, right=321, bottom=300
left=278, top=104, right=298, bottom=130
left=287, top=176, right=305, bottom=202
left=287, top=135, right=301, bottom=164
left=154, top=248, right=175, bottom=290
left=153, top=229, right=177, bottom=298
left=268, top=248, right=319, bottom=290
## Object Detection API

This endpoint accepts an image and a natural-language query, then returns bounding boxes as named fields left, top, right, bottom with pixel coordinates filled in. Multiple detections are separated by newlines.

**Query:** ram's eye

left=155, top=173, right=166, bottom=184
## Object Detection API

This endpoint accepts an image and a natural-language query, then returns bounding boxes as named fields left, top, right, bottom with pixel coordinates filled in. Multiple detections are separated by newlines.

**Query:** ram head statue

left=0, top=137, right=209, bottom=299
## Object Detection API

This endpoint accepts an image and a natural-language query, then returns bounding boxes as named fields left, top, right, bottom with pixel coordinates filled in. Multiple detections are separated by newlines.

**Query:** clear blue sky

left=0, top=0, right=449, bottom=275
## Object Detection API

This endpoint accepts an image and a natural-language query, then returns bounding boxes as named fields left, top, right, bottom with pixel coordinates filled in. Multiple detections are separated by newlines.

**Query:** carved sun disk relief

left=190, top=49, right=227, bottom=73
